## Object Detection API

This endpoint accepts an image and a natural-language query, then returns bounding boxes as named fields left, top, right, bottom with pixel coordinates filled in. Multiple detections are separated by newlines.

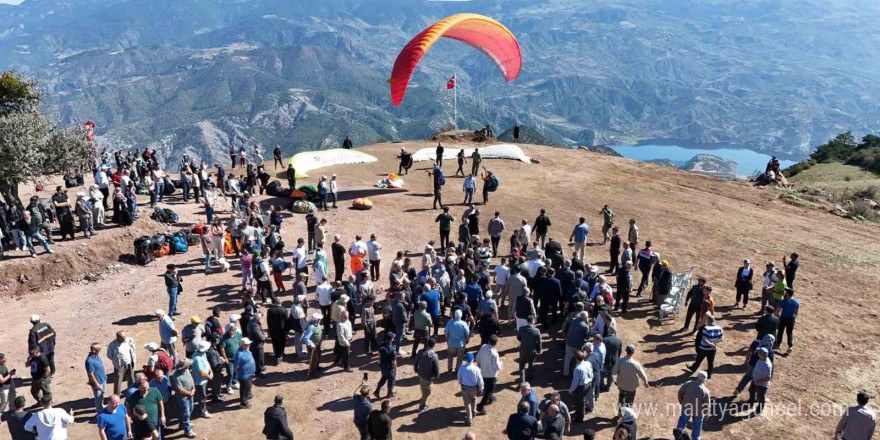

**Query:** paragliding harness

left=266, top=180, right=282, bottom=196
left=433, top=166, right=446, bottom=186
left=486, top=174, right=499, bottom=192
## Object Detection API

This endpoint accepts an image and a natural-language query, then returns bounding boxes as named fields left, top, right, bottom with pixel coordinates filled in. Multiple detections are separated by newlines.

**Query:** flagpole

left=453, top=71, right=457, bottom=130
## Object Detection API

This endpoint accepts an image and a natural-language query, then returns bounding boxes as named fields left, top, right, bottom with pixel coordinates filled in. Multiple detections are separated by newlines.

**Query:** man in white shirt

left=518, top=220, right=532, bottom=255
left=367, top=234, right=383, bottom=282
left=316, top=280, right=334, bottom=336
left=293, top=238, right=308, bottom=278
left=25, top=395, right=74, bottom=440
left=475, top=335, right=502, bottom=415
left=329, top=174, right=339, bottom=209
left=349, top=236, right=367, bottom=258
left=106, top=331, right=137, bottom=396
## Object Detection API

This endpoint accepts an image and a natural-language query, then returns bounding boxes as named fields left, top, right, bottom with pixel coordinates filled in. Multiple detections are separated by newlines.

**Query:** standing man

left=367, top=400, right=393, bottom=440
left=516, top=316, right=541, bottom=383
left=353, top=380, right=372, bottom=440
left=96, top=394, right=129, bottom=440
left=475, top=335, right=502, bottom=415
left=124, top=377, right=165, bottom=439
left=611, top=345, right=649, bottom=409
left=85, top=343, right=107, bottom=415
left=435, top=207, right=455, bottom=250
left=782, top=252, right=800, bottom=288
left=603, top=327, right=623, bottom=391
left=430, top=166, right=444, bottom=210
left=513, top=122, right=520, bottom=143
left=463, top=174, right=476, bottom=205
left=24, top=396, right=74, bottom=440
left=234, top=338, right=256, bottom=408
left=0, top=353, right=14, bottom=416
left=171, top=359, right=197, bottom=438
left=329, top=174, right=339, bottom=209
left=445, top=310, right=470, bottom=373
left=775, top=288, right=799, bottom=351
left=609, top=226, right=621, bottom=275
left=435, top=142, right=444, bottom=167
left=107, top=331, right=137, bottom=396
left=190, top=342, right=213, bottom=419
left=569, top=218, right=589, bottom=262
left=26, top=345, right=51, bottom=402
left=156, top=310, right=178, bottom=362
left=273, top=146, right=283, bottom=170
left=28, top=316, right=56, bottom=376
left=504, top=401, right=538, bottom=440
left=414, top=338, right=440, bottom=412
left=332, top=235, right=347, bottom=282
left=600, top=205, right=614, bottom=244
left=266, top=303, right=289, bottom=364
left=246, top=312, right=267, bottom=377
left=676, top=371, right=710, bottom=440
left=834, top=391, right=876, bottom=440
left=569, top=349, right=594, bottom=423
left=164, top=264, right=182, bottom=317
left=748, top=348, right=772, bottom=416
left=343, top=136, right=353, bottom=150
left=615, top=261, right=633, bottom=313
left=487, top=211, right=506, bottom=257
left=263, top=395, right=295, bottom=440
left=457, top=353, right=484, bottom=426
left=627, top=219, right=639, bottom=266
left=367, top=234, right=382, bottom=282
left=687, top=314, right=723, bottom=378
left=533, top=209, right=551, bottom=249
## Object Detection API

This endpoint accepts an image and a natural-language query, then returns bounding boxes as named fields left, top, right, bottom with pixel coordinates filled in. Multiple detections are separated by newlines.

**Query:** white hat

left=76, top=192, right=86, bottom=197
left=30, top=315, right=40, bottom=323
left=310, top=313, right=323, bottom=322
left=144, top=342, right=160, bottom=351
left=155, top=309, right=165, bottom=316
left=590, top=266, right=599, bottom=273
left=229, top=314, right=240, bottom=323
left=240, top=337, right=252, bottom=345
left=197, top=341, right=211, bottom=353
left=485, top=291, right=494, bottom=298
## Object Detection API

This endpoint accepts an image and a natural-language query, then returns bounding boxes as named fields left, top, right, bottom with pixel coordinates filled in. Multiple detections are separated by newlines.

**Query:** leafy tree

left=810, top=131, right=857, bottom=163
left=0, top=70, right=94, bottom=207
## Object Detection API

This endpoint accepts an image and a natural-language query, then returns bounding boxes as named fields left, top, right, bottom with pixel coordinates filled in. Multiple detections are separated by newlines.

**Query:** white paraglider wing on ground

left=289, top=149, right=379, bottom=178
left=411, top=144, right=531, bottom=164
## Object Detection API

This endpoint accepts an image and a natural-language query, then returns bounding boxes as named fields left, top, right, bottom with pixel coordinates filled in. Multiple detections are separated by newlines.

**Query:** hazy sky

left=0, top=0, right=25, bottom=4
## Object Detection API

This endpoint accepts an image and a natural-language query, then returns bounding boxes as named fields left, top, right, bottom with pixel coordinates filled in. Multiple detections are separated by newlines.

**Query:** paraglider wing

left=388, top=13, right=522, bottom=106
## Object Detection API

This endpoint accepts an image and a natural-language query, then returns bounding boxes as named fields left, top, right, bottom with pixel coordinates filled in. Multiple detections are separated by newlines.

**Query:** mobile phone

left=363, top=372, right=368, bottom=381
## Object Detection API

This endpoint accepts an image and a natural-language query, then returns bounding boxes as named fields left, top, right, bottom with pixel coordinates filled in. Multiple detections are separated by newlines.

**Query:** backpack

left=134, top=236, right=154, bottom=265
left=170, top=235, right=188, bottom=254
left=162, top=177, right=176, bottom=195
left=434, top=167, right=446, bottom=186
left=252, top=257, right=265, bottom=279
left=486, top=175, right=499, bottom=192
left=151, top=208, right=179, bottom=224
left=266, top=180, right=282, bottom=196
left=153, top=243, right=171, bottom=258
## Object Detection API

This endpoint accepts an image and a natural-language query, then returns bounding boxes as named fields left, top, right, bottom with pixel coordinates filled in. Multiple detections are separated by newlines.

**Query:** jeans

left=10, top=228, right=24, bottom=250
left=167, top=287, right=179, bottom=316
left=749, top=384, right=768, bottom=415
left=676, top=414, right=704, bottom=440
left=637, top=266, right=651, bottom=294
left=572, top=384, right=594, bottom=421
left=735, top=367, right=753, bottom=394
left=363, top=328, right=378, bottom=354
left=79, top=216, right=94, bottom=238
left=464, top=188, right=474, bottom=204
left=92, top=383, right=106, bottom=415
left=181, top=181, right=191, bottom=201
left=690, top=348, right=717, bottom=378
left=563, top=345, right=577, bottom=376
left=225, top=363, right=238, bottom=389
left=24, top=232, right=52, bottom=255
left=356, top=422, right=369, bottom=440
left=205, top=206, right=214, bottom=224
left=177, top=395, right=193, bottom=434
left=204, top=254, right=212, bottom=272
left=194, top=382, right=208, bottom=415
left=490, top=236, right=500, bottom=257
left=239, top=377, right=254, bottom=407
left=155, top=182, right=165, bottom=201
left=393, top=330, right=404, bottom=354
left=330, top=192, right=338, bottom=208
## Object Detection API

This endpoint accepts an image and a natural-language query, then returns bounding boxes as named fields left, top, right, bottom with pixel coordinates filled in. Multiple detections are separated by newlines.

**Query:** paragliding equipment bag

left=252, top=258, right=265, bottom=279
left=266, top=180, right=282, bottom=196
left=151, top=208, right=179, bottom=223
left=134, top=236, right=154, bottom=265
left=162, top=177, right=176, bottom=196
left=434, top=167, right=446, bottom=186
left=170, top=235, right=189, bottom=254
left=486, top=175, right=499, bottom=192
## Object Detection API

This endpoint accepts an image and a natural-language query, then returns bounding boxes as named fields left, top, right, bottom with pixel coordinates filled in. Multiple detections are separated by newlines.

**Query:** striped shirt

left=699, top=325, right=723, bottom=350
left=149, top=376, right=171, bottom=401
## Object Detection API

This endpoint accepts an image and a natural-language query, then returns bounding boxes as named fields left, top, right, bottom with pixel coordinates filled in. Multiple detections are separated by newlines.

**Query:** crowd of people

left=0, top=143, right=876, bottom=440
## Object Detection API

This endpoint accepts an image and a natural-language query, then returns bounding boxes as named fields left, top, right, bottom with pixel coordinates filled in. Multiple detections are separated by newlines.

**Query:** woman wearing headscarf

left=88, top=184, right=106, bottom=226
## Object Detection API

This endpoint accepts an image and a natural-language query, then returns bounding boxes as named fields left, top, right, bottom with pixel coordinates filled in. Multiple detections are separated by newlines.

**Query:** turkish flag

left=446, top=75, right=455, bottom=90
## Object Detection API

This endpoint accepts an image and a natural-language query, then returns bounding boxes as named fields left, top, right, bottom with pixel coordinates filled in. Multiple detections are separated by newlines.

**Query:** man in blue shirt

left=568, top=348, right=594, bottom=422
left=457, top=353, right=484, bottom=426
left=569, top=217, right=590, bottom=262
left=97, top=394, right=129, bottom=440
left=775, top=288, right=799, bottom=351
left=421, top=286, right=441, bottom=337
left=464, top=279, right=484, bottom=320
left=85, top=343, right=107, bottom=415
left=445, top=310, right=470, bottom=373
left=518, top=382, right=539, bottom=419
left=352, top=380, right=372, bottom=440
left=234, top=338, right=256, bottom=408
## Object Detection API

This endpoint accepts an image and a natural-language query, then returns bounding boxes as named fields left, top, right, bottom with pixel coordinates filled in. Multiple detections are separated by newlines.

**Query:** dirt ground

left=1, top=142, right=879, bottom=440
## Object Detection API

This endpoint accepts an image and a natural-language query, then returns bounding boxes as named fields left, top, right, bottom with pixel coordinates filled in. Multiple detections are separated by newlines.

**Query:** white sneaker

left=232, top=383, right=240, bottom=390
left=202, top=411, right=212, bottom=419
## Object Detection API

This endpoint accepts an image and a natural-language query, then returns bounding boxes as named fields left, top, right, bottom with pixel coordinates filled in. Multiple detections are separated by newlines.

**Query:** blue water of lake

left=610, top=144, right=798, bottom=177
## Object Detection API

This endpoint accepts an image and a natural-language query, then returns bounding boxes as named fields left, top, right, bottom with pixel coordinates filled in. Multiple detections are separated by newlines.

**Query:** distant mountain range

left=3, top=0, right=880, bottom=166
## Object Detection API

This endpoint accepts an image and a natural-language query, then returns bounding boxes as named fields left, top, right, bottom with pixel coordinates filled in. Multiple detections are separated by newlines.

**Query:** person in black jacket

left=266, top=305, right=289, bottom=364
left=755, top=306, right=779, bottom=339
left=367, top=400, right=393, bottom=440
left=331, top=235, right=347, bottom=282
left=247, top=313, right=267, bottom=377
left=263, top=395, right=295, bottom=440
left=28, top=315, right=57, bottom=375
left=273, top=147, right=283, bottom=170
left=615, top=261, right=633, bottom=313
left=609, top=227, right=622, bottom=275
left=285, top=164, right=296, bottom=189
left=734, top=259, right=754, bottom=309
left=505, top=400, right=539, bottom=440
left=682, top=278, right=707, bottom=331
left=654, top=261, right=673, bottom=307
left=343, top=136, right=354, bottom=150
left=533, top=209, right=551, bottom=249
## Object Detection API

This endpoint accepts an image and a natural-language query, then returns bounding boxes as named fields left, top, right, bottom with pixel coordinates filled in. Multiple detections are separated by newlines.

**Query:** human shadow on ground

left=112, top=314, right=155, bottom=326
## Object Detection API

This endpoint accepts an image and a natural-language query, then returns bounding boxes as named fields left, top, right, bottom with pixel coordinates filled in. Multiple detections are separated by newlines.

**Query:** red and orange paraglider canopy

left=388, top=13, right=522, bottom=106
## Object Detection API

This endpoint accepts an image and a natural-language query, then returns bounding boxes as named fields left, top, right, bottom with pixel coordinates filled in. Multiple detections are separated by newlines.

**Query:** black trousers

left=274, top=157, right=283, bottom=170
left=334, top=260, right=345, bottom=282
left=683, top=306, right=701, bottom=330
left=433, top=190, right=442, bottom=209
left=637, top=266, right=650, bottom=294
left=610, top=251, right=619, bottom=274
left=376, top=368, right=395, bottom=395
left=615, top=290, right=630, bottom=313
left=250, top=343, right=265, bottom=373
left=478, top=377, right=497, bottom=410
left=490, top=236, right=500, bottom=257
left=270, top=332, right=286, bottom=361
left=100, top=187, right=110, bottom=210
left=439, top=230, right=450, bottom=250
left=736, top=287, right=751, bottom=305
left=777, top=317, right=795, bottom=347
left=363, top=326, right=378, bottom=353
left=257, top=279, right=275, bottom=303
left=749, top=384, right=768, bottom=414
left=690, top=348, right=716, bottom=377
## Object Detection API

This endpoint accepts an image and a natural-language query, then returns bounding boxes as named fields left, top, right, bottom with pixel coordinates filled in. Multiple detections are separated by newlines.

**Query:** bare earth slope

left=1, top=142, right=878, bottom=440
